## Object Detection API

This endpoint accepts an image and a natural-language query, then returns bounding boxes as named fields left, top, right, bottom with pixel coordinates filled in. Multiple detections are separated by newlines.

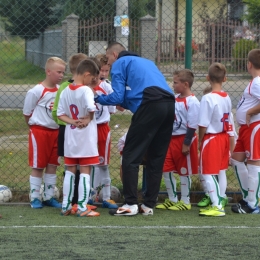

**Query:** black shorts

left=57, top=125, right=66, bottom=156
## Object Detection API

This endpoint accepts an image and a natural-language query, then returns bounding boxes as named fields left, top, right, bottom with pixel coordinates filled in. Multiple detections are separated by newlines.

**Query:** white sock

left=43, top=173, right=57, bottom=200
left=78, top=173, right=90, bottom=211
left=180, top=176, right=191, bottom=204
left=98, top=165, right=111, bottom=201
left=199, top=173, right=209, bottom=196
left=91, top=166, right=101, bottom=192
left=203, top=174, right=222, bottom=208
left=230, top=158, right=248, bottom=200
left=163, top=172, right=178, bottom=202
left=247, top=164, right=260, bottom=208
left=29, top=176, right=42, bottom=201
left=62, top=170, right=75, bottom=210
left=218, top=170, right=227, bottom=198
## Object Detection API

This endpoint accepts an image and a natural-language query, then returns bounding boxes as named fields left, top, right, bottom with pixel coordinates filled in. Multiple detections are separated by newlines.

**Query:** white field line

left=0, top=225, right=260, bottom=229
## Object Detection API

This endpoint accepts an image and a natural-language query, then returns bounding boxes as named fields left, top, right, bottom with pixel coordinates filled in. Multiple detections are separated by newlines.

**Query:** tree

left=242, top=0, right=260, bottom=24
left=0, top=0, right=58, bottom=40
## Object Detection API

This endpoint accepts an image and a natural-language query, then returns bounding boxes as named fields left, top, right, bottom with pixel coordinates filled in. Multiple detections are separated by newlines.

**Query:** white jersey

left=57, top=84, right=98, bottom=158
left=117, top=132, right=127, bottom=153
left=173, top=94, right=200, bottom=135
left=228, top=112, right=238, bottom=141
left=23, top=83, right=59, bottom=129
left=236, top=77, right=260, bottom=125
left=199, top=91, right=232, bottom=134
left=94, top=81, right=116, bottom=124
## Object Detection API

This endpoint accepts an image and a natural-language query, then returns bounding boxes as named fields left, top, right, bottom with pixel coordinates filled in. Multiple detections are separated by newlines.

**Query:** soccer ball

left=29, top=185, right=60, bottom=201
left=92, top=186, right=121, bottom=202
left=0, top=185, right=12, bottom=203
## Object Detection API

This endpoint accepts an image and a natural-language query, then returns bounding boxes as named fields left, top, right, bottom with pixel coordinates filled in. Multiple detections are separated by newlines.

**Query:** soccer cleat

left=221, top=197, right=228, bottom=207
left=231, top=199, right=260, bottom=214
left=139, top=204, right=153, bottom=215
left=30, top=198, right=43, bottom=209
left=199, top=206, right=225, bottom=217
left=168, top=200, right=191, bottom=210
left=155, top=198, right=177, bottom=209
left=102, top=200, right=119, bottom=209
left=42, top=198, right=62, bottom=208
left=197, top=195, right=211, bottom=207
left=109, top=204, right=138, bottom=216
left=77, top=208, right=100, bottom=217
left=60, top=206, right=72, bottom=216
left=71, top=204, right=97, bottom=215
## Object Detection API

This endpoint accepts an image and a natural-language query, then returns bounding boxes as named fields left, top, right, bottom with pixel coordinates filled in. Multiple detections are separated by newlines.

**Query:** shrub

left=232, top=39, right=258, bottom=71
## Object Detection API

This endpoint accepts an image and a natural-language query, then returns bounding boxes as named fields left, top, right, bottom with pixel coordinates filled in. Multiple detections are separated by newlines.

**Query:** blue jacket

left=96, top=52, right=174, bottom=113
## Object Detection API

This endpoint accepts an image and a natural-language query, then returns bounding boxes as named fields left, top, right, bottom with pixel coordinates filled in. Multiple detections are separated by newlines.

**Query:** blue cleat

left=42, top=198, right=62, bottom=208
left=30, top=198, right=43, bottom=209
left=102, top=199, right=119, bottom=209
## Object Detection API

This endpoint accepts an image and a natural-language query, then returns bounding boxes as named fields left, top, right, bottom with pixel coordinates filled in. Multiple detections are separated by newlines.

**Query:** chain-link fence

left=0, top=0, right=258, bottom=201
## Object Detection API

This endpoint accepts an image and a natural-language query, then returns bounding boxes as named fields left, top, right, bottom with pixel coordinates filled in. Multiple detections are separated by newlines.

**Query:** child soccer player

left=52, top=53, right=97, bottom=210
left=89, top=54, right=118, bottom=209
left=58, top=59, right=100, bottom=217
left=230, top=49, right=260, bottom=214
left=23, top=57, right=66, bottom=209
left=198, top=62, right=232, bottom=217
left=197, top=85, right=236, bottom=208
left=155, top=69, right=200, bottom=210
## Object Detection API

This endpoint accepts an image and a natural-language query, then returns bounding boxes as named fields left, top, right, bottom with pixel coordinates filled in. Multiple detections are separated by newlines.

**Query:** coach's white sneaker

left=139, top=204, right=153, bottom=216
left=109, top=204, right=138, bottom=216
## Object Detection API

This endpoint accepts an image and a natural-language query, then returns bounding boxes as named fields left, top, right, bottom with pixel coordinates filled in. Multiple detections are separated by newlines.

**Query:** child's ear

left=206, top=75, right=210, bottom=82
left=223, top=76, right=227, bottom=82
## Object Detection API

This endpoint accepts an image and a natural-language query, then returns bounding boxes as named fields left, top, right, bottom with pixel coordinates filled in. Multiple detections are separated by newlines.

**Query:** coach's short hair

left=208, top=62, right=226, bottom=83
left=106, top=42, right=126, bottom=53
left=248, top=49, right=260, bottom=69
left=76, top=59, right=99, bottom=76
left=69, top=53, right=88, bottom=74
left=173, top=69, right=194, bottom=88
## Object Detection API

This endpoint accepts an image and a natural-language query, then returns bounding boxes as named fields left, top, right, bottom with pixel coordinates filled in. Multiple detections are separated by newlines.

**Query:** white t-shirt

left=57, top=84, right=98, bottom=158
left=236, top=77, right=260, bottom=125
left=23, top=83, right=59, bottom=129
left=198, top=91, right=232, bottom=134
left=173, top=94, right=200, bottom=135
left=117, top=132, right=127, bottom=153
left=94, top=80, right=116, bottom=124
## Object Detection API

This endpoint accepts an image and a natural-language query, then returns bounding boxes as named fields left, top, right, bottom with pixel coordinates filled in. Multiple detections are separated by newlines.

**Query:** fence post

left=61, top=19, right=67, bottom=62
left=62, top=13, right=79, bottom=71
left=140, top=15, right=157, bottom=62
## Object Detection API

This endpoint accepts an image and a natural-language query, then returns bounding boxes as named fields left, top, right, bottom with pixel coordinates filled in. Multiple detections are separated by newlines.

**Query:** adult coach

left=95, top=42, right=175, bottom=216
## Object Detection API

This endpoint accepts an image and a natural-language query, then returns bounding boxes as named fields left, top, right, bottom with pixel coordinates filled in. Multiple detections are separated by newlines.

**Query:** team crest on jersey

left=99, top=156, right=104, bottom=164
left=95, top=104, right=103, bottom=120
left=45, top=97, right=55, bottom=119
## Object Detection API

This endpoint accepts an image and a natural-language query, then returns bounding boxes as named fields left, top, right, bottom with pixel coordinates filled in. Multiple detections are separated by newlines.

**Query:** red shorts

left=233, top=121, right=260, bottom=160
left=200, top=132, right=229, bottom=174
left=97, top=123, right=111, bottom=165
left=29, top=125, right=59, bottom=168
left=64, top=156, right=99, bottom=166
left=163, top=134, right=198, bottom=176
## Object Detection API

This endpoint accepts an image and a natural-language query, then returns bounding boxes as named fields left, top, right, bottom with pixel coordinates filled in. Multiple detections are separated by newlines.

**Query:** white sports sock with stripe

left=246, top=164, right=260, bottom=208
left=98, top=165, right=111, bottom=201
left=230, top=158, right=248, bottom=200
left=218, top=170, right=227, bottom=198
left=180, top=176, right=191, bottom=204
left=43, top=173, right=57, bottom=200
left=203, top=174, right=222, bottom=208
left=29, top=175, right=42, bottom=201
left=199, top=173, right=209, bottom=196
left=78, top=173, right=90, bottom=211
left=62, top=170, right=75, bottom=210
left=163, top=172, right=178, bottom=202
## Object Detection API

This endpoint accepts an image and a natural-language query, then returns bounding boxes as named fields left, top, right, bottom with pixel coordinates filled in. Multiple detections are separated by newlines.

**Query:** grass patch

left=0, top=38, right=46, bottom=84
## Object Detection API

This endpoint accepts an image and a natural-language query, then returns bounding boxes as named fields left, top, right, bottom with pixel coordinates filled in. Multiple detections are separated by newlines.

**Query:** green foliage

left=0, top=0, right=58, bottom=40
left=129, top=0, right=155, bottom=19
left=232, top=39, right=259, bottom=71
left=242, top=0, right=260, bottom=24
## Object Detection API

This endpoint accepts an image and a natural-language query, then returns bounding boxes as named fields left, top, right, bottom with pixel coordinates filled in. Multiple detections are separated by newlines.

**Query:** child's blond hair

left=208, top=62, right=226, bottom=83
left=173, top=69, right=194, bottom=88
left=45, top=57, right=66, bottom=70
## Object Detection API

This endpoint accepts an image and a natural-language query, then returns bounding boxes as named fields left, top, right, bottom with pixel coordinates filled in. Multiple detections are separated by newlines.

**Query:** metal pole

left=185, top=0, right=192, bottom=69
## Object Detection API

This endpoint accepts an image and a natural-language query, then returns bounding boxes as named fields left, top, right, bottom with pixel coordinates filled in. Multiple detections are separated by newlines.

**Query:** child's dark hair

left=76, top=59, right=99, bottom=76
left=173, top=69, right=194, bottom=88
left=69, top=53, right=88, bottom=74
left=95, top=54, right=108, bottom=67
left=248, top=49, right=260, bottom=69
left=208, top=62, right=226, bottom=83
left=88, top=57, right=101, bottom=70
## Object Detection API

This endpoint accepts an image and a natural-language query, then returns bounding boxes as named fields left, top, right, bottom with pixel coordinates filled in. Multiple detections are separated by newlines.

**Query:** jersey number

left=220, top=113, right=229, bottom=132
left=69, top=104, right=79, bottom=129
